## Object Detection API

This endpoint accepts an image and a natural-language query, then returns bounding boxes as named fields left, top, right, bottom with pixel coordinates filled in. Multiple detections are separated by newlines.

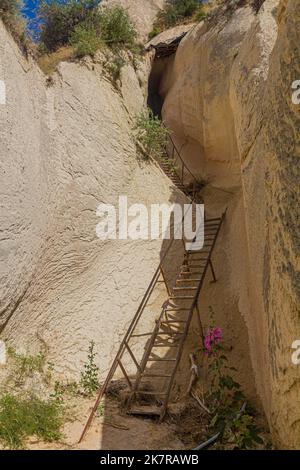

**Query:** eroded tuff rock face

left=160, top=0, right=300, bottom=448
left=0, top=21, right=186, bottom=379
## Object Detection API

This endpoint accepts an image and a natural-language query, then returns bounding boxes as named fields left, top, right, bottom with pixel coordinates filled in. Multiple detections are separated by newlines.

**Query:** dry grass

left=37, top=46, right=75, bottom=76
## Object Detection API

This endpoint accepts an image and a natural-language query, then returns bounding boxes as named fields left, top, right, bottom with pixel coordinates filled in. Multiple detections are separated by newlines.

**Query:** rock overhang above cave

left=145, top=23, right=196, bottom=58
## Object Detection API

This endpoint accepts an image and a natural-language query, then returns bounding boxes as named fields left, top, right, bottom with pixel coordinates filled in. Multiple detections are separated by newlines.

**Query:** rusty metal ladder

left=79, top=207, right=226, bottom=442
left=125, top=215, right=225, bottom=419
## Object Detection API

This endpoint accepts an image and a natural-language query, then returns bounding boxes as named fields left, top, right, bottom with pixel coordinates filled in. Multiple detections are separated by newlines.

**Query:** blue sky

left=22, top=0, right=41, bottom=37
left=22, top=0, right=39, bottom=20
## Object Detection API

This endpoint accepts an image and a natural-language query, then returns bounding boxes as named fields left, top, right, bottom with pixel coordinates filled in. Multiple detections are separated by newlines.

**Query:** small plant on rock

left=152, top=0, right=204, bottom=31
left=99, top=5, right=137, bottom=50
left=7, top=346, right=46, bottom=386
left=70, top=25, right=103, bottom=58
left=134, top=108, right=170, bottom=160
left=105, top=54, right=126, bottom=84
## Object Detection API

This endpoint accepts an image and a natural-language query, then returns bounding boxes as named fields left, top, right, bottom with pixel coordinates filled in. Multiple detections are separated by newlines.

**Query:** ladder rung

left=135, top=391, right=167, bottom=395
left=205, top=217, right=221, bottom=222
left=128, top=405, right=162, bottom=416
left=185, top=253, right=207, bottom=257
left=184, top=250, right=207, bottom=261
left=173, top=287, right=197, bottom=291
left=131, top=332, right=153, bottom=337
left=157, top=331, right=183, bottom=336
left=161, top=320, right=187, bottom=324
left=147, top=358, right=177, bottom=362
left=177, top=279, right=202, bottom=282
left=153, top=343, right=179, bottom=348
left=181, top=265, right=206, bottom=269
left=185, top=250, right=209, bottom=254
left=185, top=259, right=207, bottom=262
left=142, top=373, right=172, bottom=378
left=179, top=272, right=203, bottom=275
left=165, top=308, right=190, bottom=312
left=169, top=296, right=195, bottom=300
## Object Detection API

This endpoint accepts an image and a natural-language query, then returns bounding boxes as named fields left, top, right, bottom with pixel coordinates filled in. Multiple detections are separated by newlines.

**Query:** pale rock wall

left=160, top=0, right=300, bottom=448
left=0, top=21, right=186, bottom=380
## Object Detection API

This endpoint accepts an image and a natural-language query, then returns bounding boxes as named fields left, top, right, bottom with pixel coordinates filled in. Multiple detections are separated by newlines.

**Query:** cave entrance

left=146, top=32, right=188, bottom=118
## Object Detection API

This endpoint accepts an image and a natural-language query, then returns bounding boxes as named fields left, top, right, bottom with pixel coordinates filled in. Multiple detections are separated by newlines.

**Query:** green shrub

left=0, top=0, right=27, bottom=42
left=134, top=109, right=170, bottom=160
left=99, top=6, right=137, bottom=49
left=0, top=394, right=63, bottom=449
left=80, top=341, right=100, bottom=396
left=0, top=0, right=20, bottom=16
left=7, top=347, right=46, bottom=385
left=39, top=0, right=101, bottom=52
left=194, top=6, right=206, bottom=22
left=70, top=25, right=102, bottom=57
left=148, top=25, right=162, bottom=40
left=157, top=0, right=201, bottom=28
left=38, top=2, right=137, bottom=57
left=105, top=54, right=126, bottom=84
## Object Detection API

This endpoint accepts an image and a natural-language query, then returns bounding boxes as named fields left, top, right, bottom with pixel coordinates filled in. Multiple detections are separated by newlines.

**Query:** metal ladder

left=79, top=208, right=226, bottom=442
left=125, top=215, right=225, bottom=419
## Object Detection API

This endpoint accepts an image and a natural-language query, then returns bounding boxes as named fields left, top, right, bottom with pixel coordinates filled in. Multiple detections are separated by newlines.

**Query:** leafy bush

left=99, top=6, right=137, bottom=49
left=0, top=0, right=20, bottom=16
left=158, top=0, right=201, bottom=27
left=39, top=0, right=101, bottom=52
left=38, top=2, right=137, bottom=59
left=194, top=6, right=206, bottom=22
left=7, top=347, right=46, bottom=386
left=80, top=341, right=100, bottom=396
left=149, top=0, right=205, bottom=37
left=105, top=54, right=126, bottom=84
left=70, top=24, right=102, bottom=57
left=0, top=0, right=27, bottom=43
left=148, top=25, right=162, bottom=39
left=134, top=109, right=170, bottom=160
left=0, top=394, right=63, bottom=449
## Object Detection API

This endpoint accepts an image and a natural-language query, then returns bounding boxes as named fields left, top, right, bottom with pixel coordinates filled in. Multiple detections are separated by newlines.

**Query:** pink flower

left=204, top=334, right=212, bottom=353
left=204, top=327, right=223, bottom=355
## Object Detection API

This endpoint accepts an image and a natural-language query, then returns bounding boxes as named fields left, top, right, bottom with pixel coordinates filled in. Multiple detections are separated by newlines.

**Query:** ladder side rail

left=163, top=125, right=199, bottom=188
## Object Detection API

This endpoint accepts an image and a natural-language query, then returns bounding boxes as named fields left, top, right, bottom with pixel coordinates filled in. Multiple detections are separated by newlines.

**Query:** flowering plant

left=204, top=327, right=223, bottom=355
left=202, top=308, right=264, bottom=449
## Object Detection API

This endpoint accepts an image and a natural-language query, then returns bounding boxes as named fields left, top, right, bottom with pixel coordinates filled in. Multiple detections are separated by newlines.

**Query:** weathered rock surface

left=0, top=21, right=186, bottom=380
left=160, top=0, right=300, bottom=448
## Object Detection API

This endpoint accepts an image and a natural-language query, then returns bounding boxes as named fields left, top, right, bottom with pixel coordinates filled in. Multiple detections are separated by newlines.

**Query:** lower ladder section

left=126, top=216, right=224, bottom=420
left=79, top=211, right=225, bottom=442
